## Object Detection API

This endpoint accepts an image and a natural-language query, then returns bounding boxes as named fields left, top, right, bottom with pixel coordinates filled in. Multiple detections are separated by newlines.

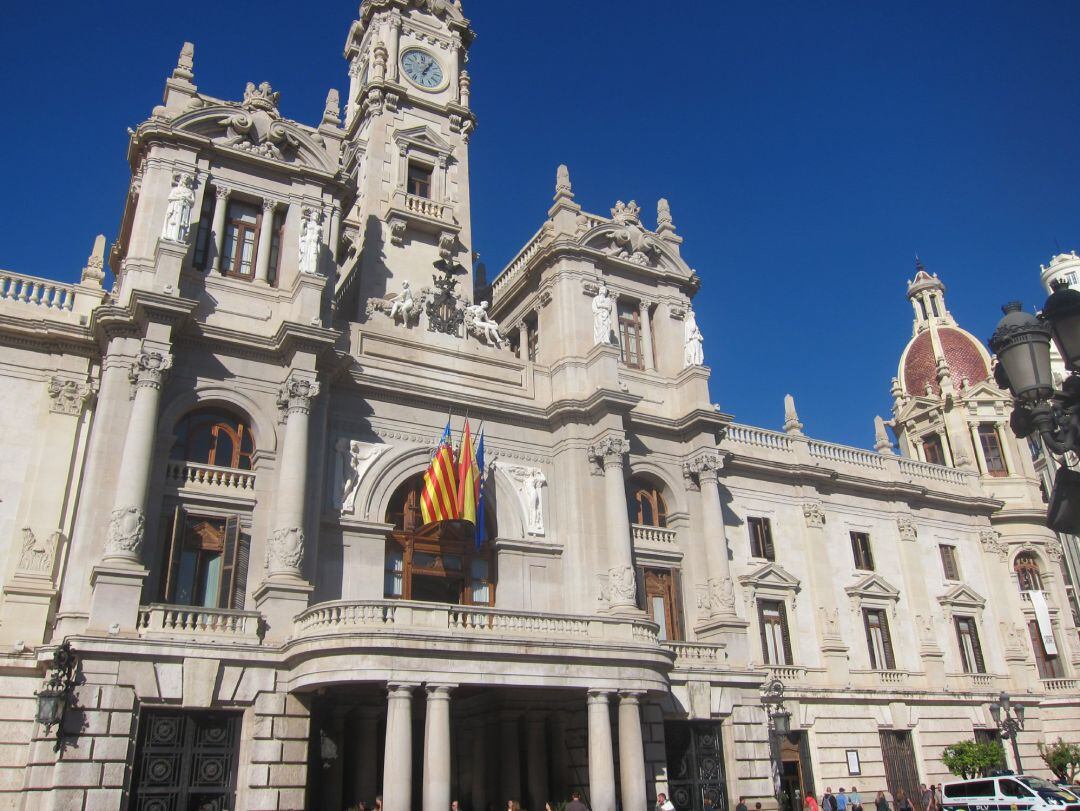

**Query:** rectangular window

left=758, top=599, right=793, bottom=665
left=1028, top=619, right=1062, bottom=678
left=162, top=509, right=244, bottom=610
left=266, top=208, right=286, bottom=286
left=192, top=189, right=216, bottom=270
left=408, top=161, right=433, bottom=198
left=923, top=433, right=946, bottom=466
left=221, top=201, right=261, bottom=280
left=939, top=544, right=960, bottom=580
left=850, top=531, right=875, bottom=571
left=978, top=424, right=1008, bottom=476
left=863, top=608, right=896, bottom=670
left=748, top=517, right=775, bottom=561
left=642, top=567, right=682, bottom=641
left=618, top=303, right=644, bottom=369
left=955, top=616, right=986, bottom=674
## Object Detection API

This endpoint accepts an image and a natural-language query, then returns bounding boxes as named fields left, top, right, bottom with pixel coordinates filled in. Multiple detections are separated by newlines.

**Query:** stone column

left=639, top=301, right=655, bottom=370
left=685, top=452, right=737, bottom=621
left=356, top=708, right=380, bottom=806
left=387, top=15, right=401, bottom=82
left=328, top=205, right=341, bottom=265
left=588, top=436, right=637, bottom=612
left=324, top=711, right=345, bottom=811
left=500, top=713, right=522, bottom=803
left=210, top=185, right=230, bottom=273
left=518, top=322, right=529, bottom=360
left=618, top=692, right=647, bottom=811
left=254, top=199, right=277, bottom=284
left=588, top=691, right=616, bottom=811
left=423, top=686, right=453, bottom=811
left=383, top=684, right=415, bottom=811
left=470, top=722, right=489, bottom=811
left=526, top=713, right=550, bottom=811
left=102, top=348, right=173, bottom=566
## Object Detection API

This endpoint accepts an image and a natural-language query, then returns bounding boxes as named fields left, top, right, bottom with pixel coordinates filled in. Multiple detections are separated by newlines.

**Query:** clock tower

left=337, top=0, right=477, bottom=320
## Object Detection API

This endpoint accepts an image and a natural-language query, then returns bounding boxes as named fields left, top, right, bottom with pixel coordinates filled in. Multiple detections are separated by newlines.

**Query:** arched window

left=384, top=474, right=495, bottom=606
left=171, top=408, right=255, bottom=470
left=1014, top=552, right=1044, bottom=592
left=630, top=480, right=667, bottom=527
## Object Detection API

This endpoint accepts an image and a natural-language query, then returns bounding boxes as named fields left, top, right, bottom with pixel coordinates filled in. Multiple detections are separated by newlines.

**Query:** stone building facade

left=0, top=2, right=1077, bottom=810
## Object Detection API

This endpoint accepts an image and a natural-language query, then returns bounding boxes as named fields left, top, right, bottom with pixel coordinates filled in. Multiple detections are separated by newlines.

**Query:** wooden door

left=880, top=731, right=921, bottom=810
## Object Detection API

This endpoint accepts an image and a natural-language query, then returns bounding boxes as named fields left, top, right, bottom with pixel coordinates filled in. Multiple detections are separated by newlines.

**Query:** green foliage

left=941, top=739, right=1006, bottom=779
left=1038, top=738, right=1080, bottom=783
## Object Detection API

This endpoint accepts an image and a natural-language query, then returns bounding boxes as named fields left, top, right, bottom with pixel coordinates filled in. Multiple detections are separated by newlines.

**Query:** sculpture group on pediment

left=464, top=301, right=506, bottom=348
left=607, top=200, right=662, bottom=265
left=592, top=284, right=614, bottom=345
left=161, top=172, right=196, bottom=243
left=219, top=82, right=299, bottom=160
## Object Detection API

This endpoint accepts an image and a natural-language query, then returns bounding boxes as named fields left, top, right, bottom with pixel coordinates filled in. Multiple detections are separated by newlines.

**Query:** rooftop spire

left=783, top=393, right=804, bottom=436
left=172, top=42, right=194, bottom=83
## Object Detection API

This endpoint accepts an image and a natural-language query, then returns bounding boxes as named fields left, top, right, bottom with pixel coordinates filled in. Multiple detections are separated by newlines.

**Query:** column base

left=601, top=601, right=646, bottom=618
left=88, top=563, right=149, bottom=635
left=0, top=576, right=58, bottom=646
left=695, top=613, right=749, bottom=639
left=254, top=576, right=313, bottom=642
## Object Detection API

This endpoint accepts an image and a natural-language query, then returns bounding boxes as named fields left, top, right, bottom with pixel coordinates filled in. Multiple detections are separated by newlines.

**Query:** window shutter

left=851, top=533, right=861, bottom=568
left=862, top=609, right=877, bottom=669
left=672, top=568, right=686, bottom=641
left=233, top=529, right=250, bottom=611
left=970, top=619, right=986, bottom=674
left=218, top=515, right=242, bottom=610
left=865, top=536, right=875, bottom=570
left=953, top=617, right=969, bottom=672
left=779, top=602, right=794, bottom=664
left=879, top=611, right=896, bottom=670
left=162, top=506, right=185, bottom=602
left=764, top=519, right=776, bottom=561
left=758, top=600, right=771, bottom=665
left=635, top=564, right=647, bottom=611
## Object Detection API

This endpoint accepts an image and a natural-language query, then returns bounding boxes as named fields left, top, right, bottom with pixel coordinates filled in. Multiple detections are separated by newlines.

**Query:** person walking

left=875, top=792, right=888, bottom=811
left=805, top=793, right=821, bottom=811
left=837, top=788, right=849, bottom=811
left=656, top=793, right=675, bottom=811
left=897, top=789, right=913, bottom=811
left=823, top=787, right=838, bottom=811
left=736, top=797, right=749, bottom=811
left=566, top=791, right=589, bottom=811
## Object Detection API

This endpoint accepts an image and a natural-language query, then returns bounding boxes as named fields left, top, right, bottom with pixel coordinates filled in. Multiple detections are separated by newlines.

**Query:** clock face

left=401, top=49, right=444, bottom=89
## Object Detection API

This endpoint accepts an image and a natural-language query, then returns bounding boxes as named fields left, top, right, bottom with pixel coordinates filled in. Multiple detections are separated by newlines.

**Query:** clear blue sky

left=3, top=1, right=1078, bottom=448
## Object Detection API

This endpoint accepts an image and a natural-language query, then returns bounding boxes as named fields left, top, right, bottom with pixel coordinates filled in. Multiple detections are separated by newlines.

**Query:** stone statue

left=298, top=209, right=323, bottom=275
left=464, top=301, right=505, bottom=347
left=599, top=565, right=636, bottom=605
left=161, top=172, right=196, bottom=243
left=388, top=281, right=417, bottom=324
left=507, top=465, right=547, bottom=534
left=684, top=308, right=704, bottom=367
left=335, top=439, right=389, bottom=515
left=592, top=284, right=614, bottom=345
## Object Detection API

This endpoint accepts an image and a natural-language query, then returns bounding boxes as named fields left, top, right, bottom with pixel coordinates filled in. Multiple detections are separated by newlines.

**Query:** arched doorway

left=383, top=474, right=496, bottom=606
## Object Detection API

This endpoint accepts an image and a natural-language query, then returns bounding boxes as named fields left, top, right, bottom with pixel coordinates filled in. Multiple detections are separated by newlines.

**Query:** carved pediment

left=738, top=562, right=802, bottom=593
left=394, top=125, right=453, bottom=158
left=959, top=379, right=1009, bottom=401
left=845, top=573, right=902, bottom=602
left=937, top=583, right=986, bottom=610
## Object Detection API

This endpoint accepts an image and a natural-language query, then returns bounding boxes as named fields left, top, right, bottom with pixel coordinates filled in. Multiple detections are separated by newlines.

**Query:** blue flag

left=475, top=429, right=486, bottom=549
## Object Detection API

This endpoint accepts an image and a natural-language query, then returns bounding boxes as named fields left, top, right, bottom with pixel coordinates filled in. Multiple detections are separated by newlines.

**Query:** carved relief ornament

left=897, top=515, right=918, bottom=542
left=802, top=502, right=826, bottom=528
left=979, top=528, right=1007, bottom=559
left=278, top=374, right=321, bottom=415
left=48, top=377, right=95, bottom=416
left=16, top=527, right=60, bottom=576
left=587, top=436, right=630, bottom=471
left=266, top=526, right=305, bottom=573
left=598, top=565, right=636, bottom=605
left=105, top=506, right=146, bottom=557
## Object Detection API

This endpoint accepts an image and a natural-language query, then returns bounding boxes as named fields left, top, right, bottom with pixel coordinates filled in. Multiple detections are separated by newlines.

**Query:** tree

left=941, top=740, right=1006, bottom=779
left=1038, top=739, right=1080, bottom=784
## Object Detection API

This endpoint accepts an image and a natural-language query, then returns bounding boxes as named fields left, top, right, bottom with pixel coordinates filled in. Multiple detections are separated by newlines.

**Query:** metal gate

left=879, top=730, right=922, bottom=811
left=666, top=721, right=728, bottom=811
left=131, top=710, right=242, bottom=811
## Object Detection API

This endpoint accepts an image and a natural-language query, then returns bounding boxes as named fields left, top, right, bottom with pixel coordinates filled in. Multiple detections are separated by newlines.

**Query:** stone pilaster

left=210, top=185, right=230, bottom=274
left=588, top=436, right=637, bottom=613
left=254, top=199, right=277, bottom=284
left=799, top=500, right=850, bottom=680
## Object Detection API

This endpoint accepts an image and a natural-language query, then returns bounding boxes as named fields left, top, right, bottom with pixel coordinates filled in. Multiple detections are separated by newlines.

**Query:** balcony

left=945, top=672, right=999, bottom=692
left=850, top=668, right=912, bottom=689
left=137, top=604, right=263, bottom=644
left=0, top=268, right=102, bottom=323
left=1042, top=678, right=1079, bottom=693
left=387, top=191, right=457, bottom=238
left=663, top=642, right=728, bottom=670
left=765, top=664, right=809, bottom=684
left=631, top=523, right=679, bottom=548
left=164, top=460, right=256, bottom=496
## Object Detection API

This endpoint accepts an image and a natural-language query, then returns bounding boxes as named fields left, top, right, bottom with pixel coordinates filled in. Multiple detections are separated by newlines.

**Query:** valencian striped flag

left=420, top=421, right=459, bottom=525
left=456, top=420, right=480, bottom=526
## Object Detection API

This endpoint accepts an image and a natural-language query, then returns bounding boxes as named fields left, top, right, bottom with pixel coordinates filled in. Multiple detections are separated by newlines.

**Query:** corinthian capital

left=683, top=451, right=724, bottom=484
left=587, top=436, right=630, bottom=470
left=278, top=373, right=321, bottom=415
left=130, top=351, right=173, bottom=390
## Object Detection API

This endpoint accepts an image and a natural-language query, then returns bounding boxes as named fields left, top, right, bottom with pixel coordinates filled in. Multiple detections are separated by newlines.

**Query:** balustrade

left=0, top=270, right=76, bottom=311
left=137, top=604, right=261, bottom=642
left=164, top=460, right=256, bottom=492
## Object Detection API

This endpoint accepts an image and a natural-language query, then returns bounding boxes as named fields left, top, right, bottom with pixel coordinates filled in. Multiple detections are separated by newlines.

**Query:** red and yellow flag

left=421, top=422, right=459, bottom=525
left=456, top=420, right=481, bottom=525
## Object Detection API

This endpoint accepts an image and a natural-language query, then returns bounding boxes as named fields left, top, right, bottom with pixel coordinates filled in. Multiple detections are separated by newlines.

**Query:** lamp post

left=762, top=678, right=791, bottom=804
left=990, top=290, right=1080, bottom=532
left=988, top=691, right=1025, bottom=774
left=35, top=641, right=77, bottom=752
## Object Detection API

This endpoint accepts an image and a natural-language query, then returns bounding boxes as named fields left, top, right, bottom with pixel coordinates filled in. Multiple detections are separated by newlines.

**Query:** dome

left=899, top=326, right=991, bottom=397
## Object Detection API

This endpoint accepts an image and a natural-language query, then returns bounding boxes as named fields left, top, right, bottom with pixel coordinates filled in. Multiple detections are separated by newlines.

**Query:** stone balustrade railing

left=1019, top=590, right=1052, bottom=604
left=663, top=642, right=726, bottom=666
left=492, top=227, right=547, bottom=297
left=1042, top=677, right=1079, bottom=693
left=0, top=269, right=86, bottom=315
left=165, top=460, right=256, bottom=493
left=945, top=672, right=1000, bottom=692
left=295, top=600, right=661, bottom=646
left=725, top=422, right=979, bottom=493
left=137, top=604, right=262, bottom=643
left=632, top=524, right=678, bottom=546
left=404, top=194, right=448, bottom=220
left=765, top=664, right=809, bottom=683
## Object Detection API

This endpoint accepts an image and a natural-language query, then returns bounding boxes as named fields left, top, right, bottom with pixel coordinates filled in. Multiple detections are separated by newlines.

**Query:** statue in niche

left=507, top=465, right=547, bottom=534
left=684, top=308, right=704, bottom=367
left=298, top=209, right=324, bottom=275
left=592, top=284, right=614, bottom=345
left=161, top=172, right=196, bottom=243
left=464, top=301, right=506, bottom=347
left=335, top=439, right=389, bottom=515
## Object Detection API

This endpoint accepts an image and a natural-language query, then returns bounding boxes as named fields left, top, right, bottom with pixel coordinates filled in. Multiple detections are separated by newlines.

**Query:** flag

left=456, top=419, right=480, bottom=525
left=475, top=428, right=486, bottom=550
left=420, top=421, right=459, bottom=525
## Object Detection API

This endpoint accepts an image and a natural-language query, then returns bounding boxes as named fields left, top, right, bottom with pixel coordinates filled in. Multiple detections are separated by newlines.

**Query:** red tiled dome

left=901, top=327, right=990, bottom=397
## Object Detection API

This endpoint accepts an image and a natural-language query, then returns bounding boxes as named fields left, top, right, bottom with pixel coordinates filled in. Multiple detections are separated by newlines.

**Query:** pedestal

left=87, top=563, right=149, bottom=634
left=253, top=577, right=313, bottom=642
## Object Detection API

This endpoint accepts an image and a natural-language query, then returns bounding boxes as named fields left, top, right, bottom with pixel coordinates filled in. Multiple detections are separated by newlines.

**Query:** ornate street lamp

left=991, top=294, right=1080, bottom=532
left=988, top=691, right=1025, bottom=774
left=35, top=641, right=77, bottom=752
left=761, top=678, right=791, bottom=801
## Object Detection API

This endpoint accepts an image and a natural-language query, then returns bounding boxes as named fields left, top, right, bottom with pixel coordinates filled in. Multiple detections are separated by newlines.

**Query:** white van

left=941, top=775, right=1080, bottom=811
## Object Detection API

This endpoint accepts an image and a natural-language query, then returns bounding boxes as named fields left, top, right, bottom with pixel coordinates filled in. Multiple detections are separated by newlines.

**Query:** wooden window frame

left=939, top=544, right=960, bottom=581
left=640, top=566, right=683, bottom=641
left=850, top=531, right=875, bottom=571
left=266, top=208, right=287, bottom=287
left=1014, top=553, right=1044, bottom=592
left=748, top=516, right=776, bottom=561
left=161, top=507, right=244, bottom=610
left=923, top=433, right=946, bottom=466
left=954, top=615, right=986, bottom=674
left=978, top=424, right=1008, bottom=476
left=407, top=161, right=433, bottom=199
left=758, top=598, right=794, bottom=666
left=192, top=189, right=216, bottom=271
left=171, top=409, right=256, bottom=471
left=221, top=201, right=262, bottom=280
left=617, top=303, right=645, bottom=370
left=1027, top=619, right=1062, bottom=678
left=632, top=483, right=668, bottom=528
left=863, top=607, right=897, bottom=670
